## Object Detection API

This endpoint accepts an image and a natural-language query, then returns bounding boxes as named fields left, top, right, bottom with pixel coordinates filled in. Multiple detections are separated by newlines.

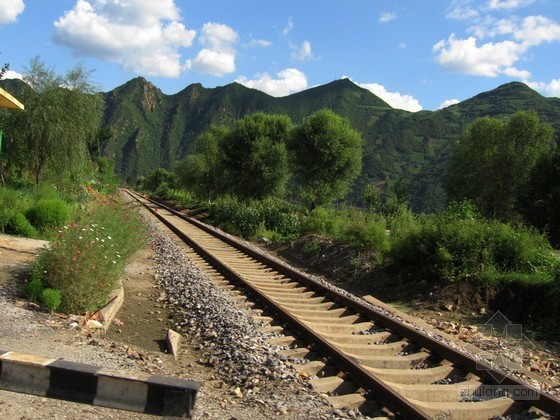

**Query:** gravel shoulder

left=0, top=205, right=335, bottom=419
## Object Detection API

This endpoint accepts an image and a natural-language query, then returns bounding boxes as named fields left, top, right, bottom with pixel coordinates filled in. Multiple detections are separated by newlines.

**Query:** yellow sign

left=0, top=87, right=24, bottom=110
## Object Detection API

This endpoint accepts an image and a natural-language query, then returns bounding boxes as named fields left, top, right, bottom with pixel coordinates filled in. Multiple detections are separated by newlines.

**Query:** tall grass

left=388, top=206, right=560, bottom=287
left=31, top=199, right=146, bottom=313
left=208, top=197, right=301, bottom=239
left=0, top=187, right=31, bottom=233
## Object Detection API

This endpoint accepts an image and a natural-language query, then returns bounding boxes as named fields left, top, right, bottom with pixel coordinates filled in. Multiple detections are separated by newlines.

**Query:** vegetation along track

left=125, top=189, right=560, bottom=419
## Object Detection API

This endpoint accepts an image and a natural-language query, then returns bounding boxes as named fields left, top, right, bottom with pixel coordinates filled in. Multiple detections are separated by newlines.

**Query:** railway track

left=126, top=189, right=560, bottom=419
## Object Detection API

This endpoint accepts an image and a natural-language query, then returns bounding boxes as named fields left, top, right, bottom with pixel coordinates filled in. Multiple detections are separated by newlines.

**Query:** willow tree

left=2, top=57, right=103, bottom=186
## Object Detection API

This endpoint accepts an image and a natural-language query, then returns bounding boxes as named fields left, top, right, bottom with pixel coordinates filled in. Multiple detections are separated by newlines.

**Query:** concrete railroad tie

left=0, top=350, right=200, bottom=418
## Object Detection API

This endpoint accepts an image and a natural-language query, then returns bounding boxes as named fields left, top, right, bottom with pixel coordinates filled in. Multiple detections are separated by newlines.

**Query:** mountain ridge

left=2, top=77, right=559, bottom=212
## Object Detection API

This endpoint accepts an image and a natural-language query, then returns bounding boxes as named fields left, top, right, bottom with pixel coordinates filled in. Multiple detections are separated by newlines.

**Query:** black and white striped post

left=0, top=350, right=200, bottom=418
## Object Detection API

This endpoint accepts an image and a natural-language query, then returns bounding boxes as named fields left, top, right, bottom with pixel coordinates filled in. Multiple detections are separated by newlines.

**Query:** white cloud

left=439, top=99, right=460, bottom=109
left=191, top=49, right=235, bottom=76
left=283, top=17, right=294, bottom=35
left=248, top=39, right=272, bottom=48
left=191, top=22, right=238, bottom=76
left=487, top=0, right=535, bottom=10
left=526, top=79, right=560, bottom=98
left=509, top=15, right=560, bottom=46
left=446, top=0, right=480, bottom=21
left=0, top=0, right=25, bottom=24
left=379, top=12, right=396, bottom=23
left=398, top=42, right=407, bottom=49
left=53, top=0, right=196, bottom=77
left=435, top=13, right=560, bottom=79
left=236, top=68, right=308, bottom=97
left=502, top=66, right=531, bottom=79
left=291, top=41, right=313, bottom=60
left=433, top=34, right=525, bottom=77
left=2, top=70, right=23, bottom=80
left=355, top=80, right=423, bottom=112
left=198, top=22, right=238, bottom=50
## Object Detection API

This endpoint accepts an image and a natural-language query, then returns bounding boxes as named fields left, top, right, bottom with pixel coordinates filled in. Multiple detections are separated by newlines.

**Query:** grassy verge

left=30, top=193, right=146, bottom=313
left=155, top=191, right=560, bottom=330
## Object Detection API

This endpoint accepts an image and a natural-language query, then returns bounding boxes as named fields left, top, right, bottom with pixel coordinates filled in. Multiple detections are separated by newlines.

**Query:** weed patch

left=31, top=198, right=146, bottom=314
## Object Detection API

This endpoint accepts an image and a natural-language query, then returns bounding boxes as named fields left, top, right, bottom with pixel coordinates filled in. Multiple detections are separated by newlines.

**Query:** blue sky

left=1, top=0, right=559, bottom=111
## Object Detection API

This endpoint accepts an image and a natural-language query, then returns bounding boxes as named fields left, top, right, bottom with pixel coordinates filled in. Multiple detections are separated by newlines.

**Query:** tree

left=0, top=64, right=8, bottom=79
left=518, top=138, right=560, bottom=246
left=175, top=125, right=227, bottom=200
left=443, top=111, right=553, bottom=221
left=220, top=112, right=292, bottom=200
left=2, top=57, right=103, bottom=186
left=288, top=109, right=362, bottom=209
left=142, top=168, right=176, bottom=192
left=0, top=52, right=8, bottom=79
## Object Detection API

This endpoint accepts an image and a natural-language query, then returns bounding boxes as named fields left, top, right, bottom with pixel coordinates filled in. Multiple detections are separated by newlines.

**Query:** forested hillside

left=3, top=77, right=559, bottom=213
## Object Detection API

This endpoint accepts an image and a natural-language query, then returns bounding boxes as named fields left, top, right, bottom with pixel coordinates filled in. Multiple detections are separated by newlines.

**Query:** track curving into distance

left=126, top=189, right=560, bottom=419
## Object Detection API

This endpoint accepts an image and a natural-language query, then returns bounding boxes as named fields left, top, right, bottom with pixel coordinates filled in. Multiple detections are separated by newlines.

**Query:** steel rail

left=127, top=190, right=560, bottom=418
left=127, top=190, right=429, bottom=418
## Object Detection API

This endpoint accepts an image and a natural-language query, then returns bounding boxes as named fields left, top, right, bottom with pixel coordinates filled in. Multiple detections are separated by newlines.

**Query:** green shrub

left=6, top=213, right=38, bottom=238
left=339, top=216, right=388, bottom=249
left=25, top=199, right=70, bottom=232
left=42, top=288, right=62, bottom=312
left=252, top=221, right=283, bottom=242
left=155, top=182, right=171, bottom=199
left=33, top=199, right=146, bottom=313
left=0, top=187, right=28, bottom=233
left=302, top=207, right=342, bottom=237
left=209, top=198, right=300, bottom=239
left=26, top=278, right=45, bottom=302
left=32, top=184, right=63, bottom=202
left=389, top=207, right=560, bottom=287
left=302, top=238, right=322, bottom=257
left=388, top=206, right=426, bottom=265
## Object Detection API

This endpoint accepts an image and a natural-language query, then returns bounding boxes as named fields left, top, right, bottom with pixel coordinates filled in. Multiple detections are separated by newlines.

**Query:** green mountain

left=99, top=77, right=395, bottom=183
left=3, top=77, right=560, bottom=213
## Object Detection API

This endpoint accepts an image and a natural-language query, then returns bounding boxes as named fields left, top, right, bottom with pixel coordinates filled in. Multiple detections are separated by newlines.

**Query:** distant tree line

left=169, top=109, right=363, bottom=210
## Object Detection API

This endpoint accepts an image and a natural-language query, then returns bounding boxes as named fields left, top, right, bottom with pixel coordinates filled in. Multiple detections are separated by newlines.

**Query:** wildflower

left=72, top=257, right=77, bottom=261
left=76, top=250, right=81, bottom=255
left=112, top=260, right=116, bottom=264
left=107, top=236, right=112, bottom=240
left=91, top=265, right=96, bottom=270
